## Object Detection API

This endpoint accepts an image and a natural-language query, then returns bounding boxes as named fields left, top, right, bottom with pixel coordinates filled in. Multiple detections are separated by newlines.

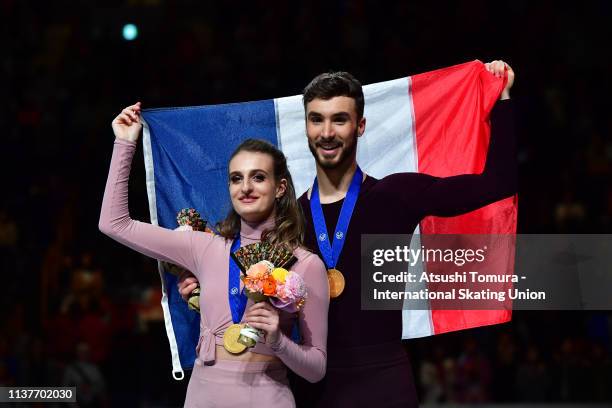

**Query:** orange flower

left=262, top=276, right=277, bottom=296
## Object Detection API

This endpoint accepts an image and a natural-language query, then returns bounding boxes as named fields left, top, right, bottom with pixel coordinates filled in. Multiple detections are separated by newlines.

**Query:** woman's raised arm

left=98, top=103, right=213, bottom=275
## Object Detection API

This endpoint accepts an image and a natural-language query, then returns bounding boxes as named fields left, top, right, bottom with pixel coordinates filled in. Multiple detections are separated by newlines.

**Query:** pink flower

left=246, top=262, right=269, bottom=279
left=283, top=272, right=307, bottom=300
left=269, top=272, right=307, bottom=312
left=270, top=297, right=296, bottom=312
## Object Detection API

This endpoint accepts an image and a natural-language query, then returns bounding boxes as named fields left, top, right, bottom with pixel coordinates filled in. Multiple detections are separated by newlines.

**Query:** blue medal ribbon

left=310, top=167, right=363, bottom=269
left=228, top=237, right=247, bottom=323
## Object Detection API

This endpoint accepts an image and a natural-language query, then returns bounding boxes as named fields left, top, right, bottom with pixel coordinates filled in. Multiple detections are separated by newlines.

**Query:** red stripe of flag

left=411, top=61, right=517, bottom=335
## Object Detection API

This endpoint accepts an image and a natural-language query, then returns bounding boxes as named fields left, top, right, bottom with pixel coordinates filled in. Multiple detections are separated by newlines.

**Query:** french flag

left=141, top=60, right=517, bottom=378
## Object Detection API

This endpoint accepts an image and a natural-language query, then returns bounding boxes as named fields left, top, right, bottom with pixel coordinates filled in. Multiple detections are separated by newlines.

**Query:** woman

left=99, top=102, right=329, bottom=407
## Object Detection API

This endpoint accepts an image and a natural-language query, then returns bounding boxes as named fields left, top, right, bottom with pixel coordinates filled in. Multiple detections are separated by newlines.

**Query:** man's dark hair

left=303, top=71, right=365, bottom=119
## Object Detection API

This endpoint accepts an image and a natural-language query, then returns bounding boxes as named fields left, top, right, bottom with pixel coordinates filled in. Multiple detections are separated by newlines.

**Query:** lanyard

left=309, top=167, right=362, bottom=269
left=228, top=237, right=247, bottom=323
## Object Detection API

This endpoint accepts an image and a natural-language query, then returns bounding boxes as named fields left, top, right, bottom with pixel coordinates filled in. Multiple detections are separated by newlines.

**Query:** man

left=180, top=60, right=515, bottom=406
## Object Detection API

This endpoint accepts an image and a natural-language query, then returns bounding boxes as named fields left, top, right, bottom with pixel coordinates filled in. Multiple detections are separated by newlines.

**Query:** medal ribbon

left=310, top=167, right=363, bottom=269
left=228, top=237, right=247, bottom=323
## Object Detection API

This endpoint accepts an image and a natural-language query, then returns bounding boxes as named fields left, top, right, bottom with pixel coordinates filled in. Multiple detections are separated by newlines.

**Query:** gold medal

left=223, top=323, right=247, bottom=354
left=327, top=268, right=345, bottom=298
left=187, top=286, right=201, bottom=312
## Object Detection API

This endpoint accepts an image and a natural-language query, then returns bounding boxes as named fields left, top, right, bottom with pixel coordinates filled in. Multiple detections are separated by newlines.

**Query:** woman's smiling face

left=228, top=151, right=286, bottom=223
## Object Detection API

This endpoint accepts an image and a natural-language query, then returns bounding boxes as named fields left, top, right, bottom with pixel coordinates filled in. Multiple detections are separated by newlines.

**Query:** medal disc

left=223, top=323, right=247, bottom=354
left=187, top=286, right=201, bottom=312
left=327, top=268, right=345, bottom=298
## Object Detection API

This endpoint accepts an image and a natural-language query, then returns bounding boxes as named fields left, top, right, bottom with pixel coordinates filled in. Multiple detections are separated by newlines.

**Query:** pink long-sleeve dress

left=99, top=139, right=329, bottom=407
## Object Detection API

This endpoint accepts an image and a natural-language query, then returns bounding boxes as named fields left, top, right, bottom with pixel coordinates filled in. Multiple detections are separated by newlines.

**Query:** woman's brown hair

left=216, top=139, right=305, bottom=249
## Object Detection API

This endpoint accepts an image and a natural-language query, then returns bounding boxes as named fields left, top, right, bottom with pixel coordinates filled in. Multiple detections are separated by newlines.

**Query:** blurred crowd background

left=1, top=0, right=611, bottom=406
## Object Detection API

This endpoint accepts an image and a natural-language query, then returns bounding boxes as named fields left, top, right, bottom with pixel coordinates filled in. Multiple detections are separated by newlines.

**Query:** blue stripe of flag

left=141, top=99, right=279, bottom=369
left=143, top=100, right=279, bottom=227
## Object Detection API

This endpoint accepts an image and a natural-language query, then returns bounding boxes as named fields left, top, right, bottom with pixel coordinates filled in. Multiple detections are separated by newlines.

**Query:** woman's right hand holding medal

left=178, top=273, right=199, bottom=301
left=112, top=102, right=142, bottom=142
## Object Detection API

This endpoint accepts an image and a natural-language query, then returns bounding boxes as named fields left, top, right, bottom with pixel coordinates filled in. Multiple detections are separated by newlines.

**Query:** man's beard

left=308, top=131, right=358, bottom=170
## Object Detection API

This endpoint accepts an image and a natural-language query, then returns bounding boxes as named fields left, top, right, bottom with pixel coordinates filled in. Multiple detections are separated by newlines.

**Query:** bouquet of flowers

left=161, top=208, right=210, bottom=312
left=231, top=243, right=307, bottom=347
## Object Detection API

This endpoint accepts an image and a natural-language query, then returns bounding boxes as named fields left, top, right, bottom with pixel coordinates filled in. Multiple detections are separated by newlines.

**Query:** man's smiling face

left=305, top=96, right=365, bottom=169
